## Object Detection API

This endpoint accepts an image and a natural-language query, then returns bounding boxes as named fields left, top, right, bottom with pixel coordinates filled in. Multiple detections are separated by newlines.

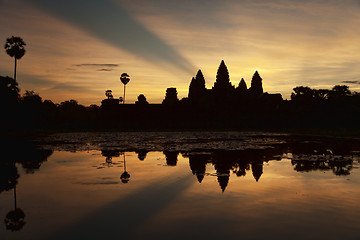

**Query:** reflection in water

left=4, top=185, right=26, bottom=231
left=0, top=160, right=19, bottom=195
left=100, top=150, right=130, bottom=183
left=233, top=160, right=250, bottom=177
left=163, top=151, right=179, bottom=166
left=100, top=139, right=358, bottom=192
left=120, top=153, right=130, bottom=183
left=187, top=154, right=209, bottom=183
left=184, top=149, right=282, bottom=191
left=0, top=138, right=53, bottom=232
left=251, top=162, right=263, bottom=182
left=135, top=150, right=148, bottom=161
left=101, top=150, right=120, bottom=167
left=2, top=133, right=360, bottom=239
left=291, top=153, right=353, bottom=176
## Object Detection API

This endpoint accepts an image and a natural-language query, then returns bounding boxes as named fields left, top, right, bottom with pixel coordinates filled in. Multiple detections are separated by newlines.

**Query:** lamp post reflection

left=120, top=152, right=130, bottom=183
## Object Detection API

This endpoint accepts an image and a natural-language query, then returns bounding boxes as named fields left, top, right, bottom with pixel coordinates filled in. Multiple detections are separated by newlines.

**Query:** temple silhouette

left=102, top=60, right=283, bottom=109
left=187, top=60, right=281, bottom=107
left=99, top=60, right=284, bottom=130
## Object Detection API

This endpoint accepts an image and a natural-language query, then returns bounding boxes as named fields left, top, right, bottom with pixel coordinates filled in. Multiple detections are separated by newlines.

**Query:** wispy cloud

left=342, top=80, right=360, bottom=85
left=73, top=63, right=119, bottom=72
left=74, top=181, right=119, bottom=185
left=74, top=64, right=119, bottom=68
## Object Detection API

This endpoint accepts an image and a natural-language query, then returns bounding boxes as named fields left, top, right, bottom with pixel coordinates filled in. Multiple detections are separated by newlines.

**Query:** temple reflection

left=187, top=154, right=209, bottom=183
left=97, top=144, right=357, bottom=192
left=163, top=151, right=179, bottom=166
left=183, top=148, right=284, bottom=191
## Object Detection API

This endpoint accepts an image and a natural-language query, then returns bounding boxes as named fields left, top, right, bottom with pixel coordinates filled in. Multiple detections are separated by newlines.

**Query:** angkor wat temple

left=186, top=60, right=282, bottom=108
left=100, top=60, right=284, bottom=129
left=102, top=60, right=283, bottom=109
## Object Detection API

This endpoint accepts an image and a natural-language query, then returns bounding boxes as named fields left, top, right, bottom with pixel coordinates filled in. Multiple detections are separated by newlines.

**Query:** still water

left=1, top=132, right=360, bottom=239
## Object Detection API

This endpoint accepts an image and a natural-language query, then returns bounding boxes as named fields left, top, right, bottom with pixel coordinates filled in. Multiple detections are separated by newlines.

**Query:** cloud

left=73, top=64, right=119, bottom=72
left=342, top=80, right=360, bottom=85
left=74, top=181, right=119, bottom=185
left=29, top=0, right=195, bottom=74
left=74, top=64, right=119, bottom=68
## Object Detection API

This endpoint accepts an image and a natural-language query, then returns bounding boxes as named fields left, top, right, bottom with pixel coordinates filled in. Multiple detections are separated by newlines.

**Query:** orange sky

left=1, top=0, right=360, bottom=105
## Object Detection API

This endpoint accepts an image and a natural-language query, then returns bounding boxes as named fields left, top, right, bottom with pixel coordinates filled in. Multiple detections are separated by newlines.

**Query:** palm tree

left=4, top=36, right=26, bottom=82
left=105, top=90, right=113, bottom=99
left=120, top=73, right=130, bottom=104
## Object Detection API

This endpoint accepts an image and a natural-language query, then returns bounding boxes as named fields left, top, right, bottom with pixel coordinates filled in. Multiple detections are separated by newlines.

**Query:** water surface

left=1, top=132, right=360, bottom=239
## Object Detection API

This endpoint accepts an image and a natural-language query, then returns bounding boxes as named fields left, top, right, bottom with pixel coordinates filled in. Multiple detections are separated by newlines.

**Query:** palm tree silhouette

left=120, top=153, right=130, bottom=183
left=120, top=73, right=130, bottom=104
left=4, top=36, right=26, bottom=82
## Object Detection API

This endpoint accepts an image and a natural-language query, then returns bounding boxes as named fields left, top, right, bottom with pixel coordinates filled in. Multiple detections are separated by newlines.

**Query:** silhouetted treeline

left=1, top=75, right=100, bottom=133
left=2, top=62, right=360, bottom=132
left=283, top=85, right=360, bottom=128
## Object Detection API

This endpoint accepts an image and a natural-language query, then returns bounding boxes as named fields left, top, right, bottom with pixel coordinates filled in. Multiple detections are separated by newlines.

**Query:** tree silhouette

left=22, top=90, right=42, bottom=104
left=313, top=89, right=329, bottom=100
left=328, top=85, right=351, bottom=99
left=291, top=86, right=313, bottom=102
left=4, top=36, right=26, bottom=83
left=0, top=76, right=20, bottom=107
left=105, top=90, right=113, bottom=99
left=135, top=94, right=149, bottom=105
left=120, top=73, right=130, bottom=104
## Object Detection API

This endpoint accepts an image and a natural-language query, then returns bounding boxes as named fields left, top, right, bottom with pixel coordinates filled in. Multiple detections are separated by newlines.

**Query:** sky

left=1, top=0, right=360, bottom=105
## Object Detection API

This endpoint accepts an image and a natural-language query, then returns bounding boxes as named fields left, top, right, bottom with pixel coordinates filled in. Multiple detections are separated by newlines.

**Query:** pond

left=1, top=132, right=360, bottom=239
